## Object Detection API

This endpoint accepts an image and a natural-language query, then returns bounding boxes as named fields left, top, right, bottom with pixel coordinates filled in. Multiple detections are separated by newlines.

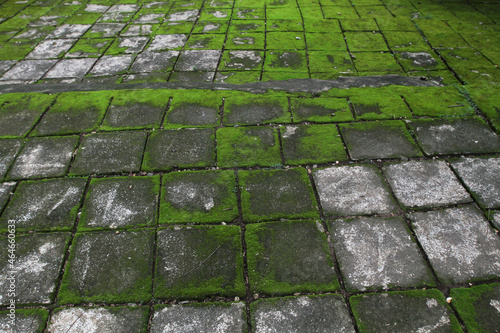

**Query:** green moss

left=264, top=50, right=308, bottom=72
left=64, top=13, right=103, bottom=24
left=219, top=50, right=264, bottom=71
left=225, top=32, right=265, bottom=49
left=469, top=86, right=500, bottom=133
left=267, top=19, right=303, bottom=32
left=266, top=6, right=302, bottom=20
left=45, top=5, right=82, bottom=16
left=352, top=52, right=402, bottom=73
left=308, top=50, right=355, bottom=74
left=66, top=38, right=113, bottom=57
left=305, top=33, right=346, bottom=51
left=185, top=33, right=225, bottom=49
left=401, top=86, right=473, bottom=117
left=349, top=89, right=412, bottom=120
left=228, top=20, right=265, bottom=33
left=291, top=97, right=353, bottom=123
left=192, top=20, right=229, bottom=34
left=344, top=32, right=388, bottom=52
left=267, top=32, right=306, bottom=50
left=164, top=92, right=221, bottom=128
left=303, top=18, right=341, bottom=32
left=159, top=170, right=238, bottom=224
left=340, top=18, right=378, bottom=31
left=155, top=21, right=195, bottom=34
left=0, top=39, right=36, bottom=60
left=261, top=71, right=310, bottom=81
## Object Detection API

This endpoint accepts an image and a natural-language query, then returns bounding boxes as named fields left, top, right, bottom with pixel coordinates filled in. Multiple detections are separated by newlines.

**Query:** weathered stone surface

left=252, top=295, right=355, bottom=333
left=71, top=131, right=147, bottom=175
left=160, top=170, right=238, bottom=224
left=330, top=217, right=434, bottom=292
left=59, top=230, right=154, bottom=304
left=148, top=34, right=187, bottom=51
left=47, top=24, right=91, bottom=38
left=0, top=233, right=70, bottom=304
left=0, top=182, right=14, bottom=212
left=383, top=160, right=472, bottom=209
left=7, top=136, right=78, bottom=180
left=169, top=71, right=215, bottom=82
left=48, top=307, right=149, bottom=333
left=0, top=95, right=53, bottom=137
left=451, top=157, right=500, bottom=209
left=351, top=290, right=461, bottom=333
left=409, top=205, right=500, bottom=284
left=313, top=165, right=397, bottom=216
left=223, top=96, right=289, bottom=125
left=44, top=58, right=97, bottom=78
left=165, top=100, right=220, bottom=127
left=0, top=178, right=86, bottom=232
left=407, top=117, right=500, bottom=155
left=0, top=60, right=57, bottom=81
left=143, top=128, right=215, bottom=171
left=240, top=168, right=319, bottom=222
left=175, top=50, right=221, bottom=71
left=80, top=176, right=159, bottom=230
left=154, top=226, right=245, bottom=299
left=246, top=220, right=337, bottom=294
left=151, top=303, right=247, bottom=333
left=130, top=51, right=179, bottom=73
left=90, top=55, right=134, bottom=76
left=85, top=23, right=125, bottom=37
left=0, top=139, right=23, bottom=178
left=27, top=39, right=76, bottom=59
left=340, top=121, right=422, bottom=160
left=0, top=309, right=48, bottom=333
left=102, top=101, right=165, bottom=130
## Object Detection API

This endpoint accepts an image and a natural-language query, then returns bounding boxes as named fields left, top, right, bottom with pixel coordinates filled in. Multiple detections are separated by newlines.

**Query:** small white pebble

left=446, top=297, right=452, bottom=303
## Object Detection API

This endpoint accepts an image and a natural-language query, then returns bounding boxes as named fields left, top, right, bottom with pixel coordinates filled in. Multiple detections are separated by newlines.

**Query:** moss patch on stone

left=223, top=94, right=290, bottom=125
left=0, top=308, right=49, bottom=332
left=350, top=90, right=412, bottom=120
left=264, top=50, right=308, bottom=72
left=401, top=86, right=473, bottom=117
left=290, top=97, right=353, bottom=123
left=164, top=92, right=221, bottom=128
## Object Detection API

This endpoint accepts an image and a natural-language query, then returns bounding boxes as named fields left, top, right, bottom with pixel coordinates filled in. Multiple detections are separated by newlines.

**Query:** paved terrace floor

left=0, top=0, right=500, bottom=332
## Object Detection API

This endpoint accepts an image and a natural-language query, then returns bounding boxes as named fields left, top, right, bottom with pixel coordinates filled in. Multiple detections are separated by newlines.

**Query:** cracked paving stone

left=330, top=217, right=435, bottom=292
left=351, top=290, right=462, bottom=333
left=239, top=168, right=319, bottom=222
left=0, top=309, right=48, bottom=332
left=121, top=24, right=156, bottom=36
left=79, top=176, right=159, bottom=230
left=407, top=117, right=500, bottom=156
left=409, top=205, right=500, bottom=284
left=339, top=121, right=422, bottom=160
left=160, top=170, right=238, bottom=224
left=383, top=160, right=472, bottom=209
left=154, top=225, right=245, bottom=299
left=27, top=39, right=76, bottom=59
left=58, top=230, right=154, bottom=304
left=7, top=136, right=78, bottom=180
left=148, top=34, right=187, bottom=51
left=175, top=50, right=220, bottom=71
left=251, top=295, right=355, bottom=333
left=0, top=178, right=86, bottom=232
left=130, top=51, right=179, bottom=73
left=451, top=157, right=500, bottom=209
left=44, top=58, right=97, bottom=78
left=313, top=165, right=397, bottom=217
left=0, top=182, right=14, bottom=212
left=0, top=139, right=23, bottom=178
left=246, top=220, right=338, bottom=295
left=48, top=307, right=149, bottom=333
left=89, top=55, right=134, bottom=76
left=0, top=60, right=57, bottom=81
left=71, top=131, right=147, bottom=175
left=151, top=303, right=247, bottom=333
left=47, top=24, right=91, bottom=38
left=450, top=284, right=500, bottom=333
left=0, top=232, right=71, bottom=304
left=143, top=128, right=215, bottom=172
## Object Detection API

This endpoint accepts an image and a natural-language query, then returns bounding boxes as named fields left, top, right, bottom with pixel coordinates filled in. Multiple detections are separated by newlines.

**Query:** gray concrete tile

left=314, top=165, right=397, bottom=216
left=383, top=160, right=472, bottom=209
left=0, top=182, right=15, bottom=212
left=90, top=55, right=134, bottom=76
left=0, top=139, right=23, bottom=179
left=107, top=4, right=139, bottom=13
left=0, top=309, right=48, bottom=333
left=130, top=51, right=178, bottom=73
left=47, top=24, right=91, bottom=38
left=151, top=303, right=247, bottom=333
left=44, top=58, right=97, bottom=78
left=169, top=71, right=215, bottom=82
left=165, top=9, right=200, bottom=22
left=7, top=136, right=78, bottom=180
left=148, top=34, right=187, bottom=51
left=330, top=216, right=435, bottom=292
left=409, top=205, right=500, bottom=284
left=0, top=61, right=16, bottom=76
left=175, top=50, right=221, bottom=71
left=0, top=59, right=57, bottom=81
left=252, top=295, right=355, bottom=333
left=133, top=13, right=164, bottom=24
left=86, top=23, right=126, bottom=37
left=451, top=157, right=500, bottom=209
left=112, top=36, right=149, bottom=54
left=84, top=4, right=109, bottom=12
left=27, top=39, right=76, bottom=59
left=121, top=24, right=156, bottom=36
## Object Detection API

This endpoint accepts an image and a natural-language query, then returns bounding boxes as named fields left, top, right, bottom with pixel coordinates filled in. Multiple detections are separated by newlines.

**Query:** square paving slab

left=0, top=232, right=70, bottom=304
left=246, top=220, right=338, bottom=295
left=160, top=170, right=238, bottom=224
left=330, top=217, right=435, bottom=292
left=0, top=309, right=48, bottom=333
left=290, top=97, right=353, bottom=123
left=239, top=168, right=319, bottom=222
left=408, top=205, right=500, bottom=284
left=164, top=95, right=220, bottom=128
left=151, top=303, right=247, bottom=333
left=154, top=225, right=245, bottom=299
left=251, top=295, right=355, bottom=333
left=350, top=290, right=462, bottom=333
left=79, top=176, right=159, bottom=230
left=223, top=95, right=290, bottom=125
left=313, top=165, right=397, bottom=217
left=383, top=160, right=472, bottom=209
left=59, top=229, right=154, bottom=304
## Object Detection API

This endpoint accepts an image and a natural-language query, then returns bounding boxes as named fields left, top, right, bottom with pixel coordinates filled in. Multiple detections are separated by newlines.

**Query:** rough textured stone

left=130, top=51, right=179, bottom=73
left=0, top=233, right=70, bottom=304
left=0, top=60, right=57, bottom=81
left=164, top=100, right=220, bottom=128
left=143, top=128, right=215, bottom=171
left=0, top=178, right=86, bottom=232
left=48, top=307, right=148, bottom=333
left=223, top=96, right=289, bottom=125
left=58, top=230, right=154, bottom=304
left=351, top=290, right=461, bottom=333
left=252, top=295, right=355, bottom=333
left=409, top=205, right=500, bottom=284
left=330, top=217, right=435, bottom=292
left=246, top=220, right=338, bottom=295
left=89, top=55, right=134, bottom=76
left=383, top=160, right=472, bottom=209
left=71, top=131, right=147, bottom=175
left=313, top=165, right=397, bottom=217
left=151, top=303, right=247, bottom=333
left=160, top=170, right=238, bottom=224
left=154, top=226, right=245, bottom=299
left=340, top=121, right=422, bottom=160
left=148, top=34, right=187, bottom=51
left=80, top=176, right=159, bottom=230
left=240, top=168, right=319, bottom=222
left=0, top=94, right=53, bottom=137
left=0, top=139, right=23, bottom=178
left=407, top=117, right=500, bottom=156
left=175, top=50, right=221, bottom=71
left=44, top=58, right=97, bottom=78
left=7, top=136, right=78, bottom=180
left=27, top=39, right=76, bottom=59
left=47, top=24, right=91, bottom=38
left=0, top=182, right=14, bottom=212
left=0, top=309, right=48, bottom=333
left=102, top=100, right=166, bottom=130
left=451, top=157, right=500, bottom=209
